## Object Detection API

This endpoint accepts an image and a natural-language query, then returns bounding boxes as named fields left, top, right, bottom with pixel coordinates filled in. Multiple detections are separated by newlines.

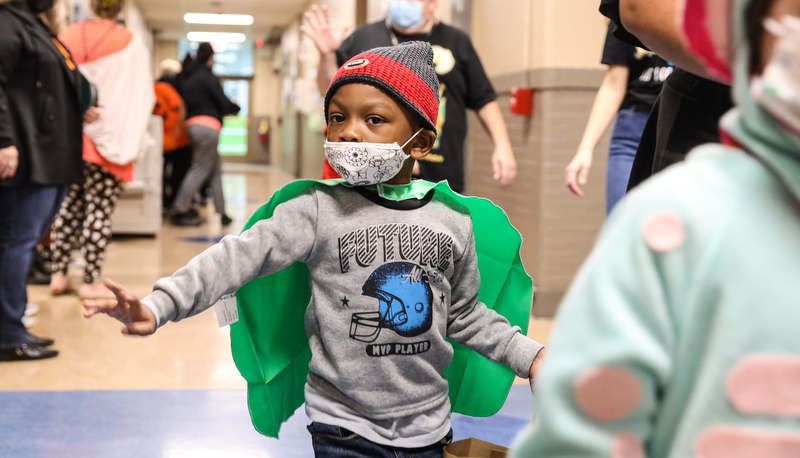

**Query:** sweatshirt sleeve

left=447, top=231, right=544, bottom=379
left=510, top=200, right=679, bottom=457
left=141, top=190, right=319, bottom=328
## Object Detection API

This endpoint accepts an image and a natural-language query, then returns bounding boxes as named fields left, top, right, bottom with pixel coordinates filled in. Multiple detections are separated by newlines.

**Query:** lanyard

left=81, top=21, right=118, bottom=62
left=51, top=38, right=77, bottom=71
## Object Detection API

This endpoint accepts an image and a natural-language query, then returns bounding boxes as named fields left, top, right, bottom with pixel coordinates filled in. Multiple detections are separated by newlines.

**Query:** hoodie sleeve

left=141, top=189, right=319, bottom=328
left=510, top=196, right=681, bottom=457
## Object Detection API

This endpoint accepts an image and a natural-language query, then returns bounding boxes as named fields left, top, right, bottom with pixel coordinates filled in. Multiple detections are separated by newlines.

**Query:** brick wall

left=466, top=68, right=609, bottom=317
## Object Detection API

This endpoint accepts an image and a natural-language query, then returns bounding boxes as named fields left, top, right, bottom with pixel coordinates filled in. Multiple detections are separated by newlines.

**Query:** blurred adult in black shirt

left=599, top=0, right=734, bottom=190
left=566, top=23, right=672, bottom=214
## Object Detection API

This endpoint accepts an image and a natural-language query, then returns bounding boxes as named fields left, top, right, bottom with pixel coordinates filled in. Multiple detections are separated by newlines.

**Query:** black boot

left=26, top=251, right=52, bottom=285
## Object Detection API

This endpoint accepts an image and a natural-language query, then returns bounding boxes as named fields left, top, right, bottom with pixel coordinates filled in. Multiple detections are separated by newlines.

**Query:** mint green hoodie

left=512, top=1, right=800, bottom=456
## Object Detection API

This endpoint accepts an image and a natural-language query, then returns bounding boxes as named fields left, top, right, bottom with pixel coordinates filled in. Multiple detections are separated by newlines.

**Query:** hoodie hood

left=682, top=0, right=800, bottom=203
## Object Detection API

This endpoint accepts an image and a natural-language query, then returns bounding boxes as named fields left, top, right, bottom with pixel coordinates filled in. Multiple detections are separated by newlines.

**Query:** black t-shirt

left=599, top=0, right=646, bottom=48
left=337, top=21, right=497, bottom=193
left=600, top=23, right=672, bottom=110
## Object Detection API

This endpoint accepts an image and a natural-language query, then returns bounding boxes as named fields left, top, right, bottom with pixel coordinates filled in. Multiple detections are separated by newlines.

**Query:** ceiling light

left=184, top=13, right=254, bottom=26
left=187, top=32, right=246, bottom=43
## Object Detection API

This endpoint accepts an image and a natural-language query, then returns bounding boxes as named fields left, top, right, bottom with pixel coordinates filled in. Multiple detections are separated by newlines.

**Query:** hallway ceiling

left=138, top=0, right=306, bottom=41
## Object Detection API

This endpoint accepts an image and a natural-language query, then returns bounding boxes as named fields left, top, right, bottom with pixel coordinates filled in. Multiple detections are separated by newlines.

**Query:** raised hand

left=300, top=4, right=351, bottom=55
left=83, top=278, right=157, bottom=336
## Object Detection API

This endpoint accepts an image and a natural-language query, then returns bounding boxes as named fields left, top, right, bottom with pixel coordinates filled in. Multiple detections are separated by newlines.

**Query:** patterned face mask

left=324, top=129, right=423, bottom=186
left=751, top=16, right=800, bottom=137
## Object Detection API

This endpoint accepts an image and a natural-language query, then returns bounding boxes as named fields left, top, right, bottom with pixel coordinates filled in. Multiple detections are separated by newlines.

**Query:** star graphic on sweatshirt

left=341, top=296, right=350, bottom=307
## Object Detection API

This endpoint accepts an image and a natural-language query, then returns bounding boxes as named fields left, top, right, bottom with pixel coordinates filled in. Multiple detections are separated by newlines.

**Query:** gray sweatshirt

left=141, top=184, right=543, bottom=447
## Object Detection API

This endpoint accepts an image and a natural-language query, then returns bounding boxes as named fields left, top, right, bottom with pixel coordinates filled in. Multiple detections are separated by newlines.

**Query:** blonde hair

left=91, top=0, right=123, bottom=20
left=159, top=59, right=182, bottom=78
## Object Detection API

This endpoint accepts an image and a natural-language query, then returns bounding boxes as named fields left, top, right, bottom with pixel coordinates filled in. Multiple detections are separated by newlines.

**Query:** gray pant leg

left=173, top=124, right=226, bottom=215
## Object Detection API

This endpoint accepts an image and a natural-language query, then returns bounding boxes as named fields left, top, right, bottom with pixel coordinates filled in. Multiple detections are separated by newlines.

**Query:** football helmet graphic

left=349, top=262, right=434, bottom=343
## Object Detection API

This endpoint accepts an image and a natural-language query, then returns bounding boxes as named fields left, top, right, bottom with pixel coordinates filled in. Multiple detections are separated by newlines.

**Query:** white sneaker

left=25, top=302, right=40, bottom=316
left=22, top=316, right=37, bottom=328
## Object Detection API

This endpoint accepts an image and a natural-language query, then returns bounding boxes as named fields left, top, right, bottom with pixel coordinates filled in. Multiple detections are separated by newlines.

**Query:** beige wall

left=466, top=1, right=610, bottom=316
left=472, top=0, right=607, bottom=76
left=152, top=40, right=178, bottom=79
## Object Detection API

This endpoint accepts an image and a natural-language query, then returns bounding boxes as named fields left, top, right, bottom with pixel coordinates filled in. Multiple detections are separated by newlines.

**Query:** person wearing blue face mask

left=301, top=0, right=517, bottom=195
left=388, top=0, right=426, bottom=29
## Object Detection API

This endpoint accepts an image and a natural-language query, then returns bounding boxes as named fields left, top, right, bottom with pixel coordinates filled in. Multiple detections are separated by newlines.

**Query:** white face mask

left=751, top=15, right=800, bottom=136
left=324, top=129, right=423, bottom=186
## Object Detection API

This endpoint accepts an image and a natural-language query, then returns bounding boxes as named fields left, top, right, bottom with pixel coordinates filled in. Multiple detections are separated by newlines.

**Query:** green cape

left=230, top=179, right=533, bottom=438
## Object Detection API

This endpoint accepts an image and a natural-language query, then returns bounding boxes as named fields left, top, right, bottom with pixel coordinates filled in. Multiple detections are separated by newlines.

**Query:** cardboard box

left=444, top=438, right=509, bottom=458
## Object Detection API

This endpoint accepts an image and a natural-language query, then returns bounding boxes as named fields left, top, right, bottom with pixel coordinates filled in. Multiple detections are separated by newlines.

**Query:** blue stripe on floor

left=181, top=235, right=225, bottom=244
left=0, top=385, right=534, bottom=457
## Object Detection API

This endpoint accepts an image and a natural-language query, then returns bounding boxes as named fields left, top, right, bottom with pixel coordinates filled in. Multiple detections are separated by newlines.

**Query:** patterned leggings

left=50, top=162, right=124, bottom=284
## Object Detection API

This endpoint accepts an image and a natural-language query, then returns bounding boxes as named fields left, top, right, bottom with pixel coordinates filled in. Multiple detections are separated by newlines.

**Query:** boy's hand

left=83, top=278, right=157, bottom=336
left=529, top=348, right=547, bottom=396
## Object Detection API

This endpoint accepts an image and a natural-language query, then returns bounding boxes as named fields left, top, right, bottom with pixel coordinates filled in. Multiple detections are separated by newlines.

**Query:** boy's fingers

left=123, top=321, right=154, bottom=336
left=82, top=296, right=117, bottom=312
left=103, top=278, right=128, bottom=303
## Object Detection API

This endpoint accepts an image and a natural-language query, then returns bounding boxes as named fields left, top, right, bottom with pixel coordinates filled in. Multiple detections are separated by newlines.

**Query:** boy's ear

left=409, top=129, right=436, bottom=160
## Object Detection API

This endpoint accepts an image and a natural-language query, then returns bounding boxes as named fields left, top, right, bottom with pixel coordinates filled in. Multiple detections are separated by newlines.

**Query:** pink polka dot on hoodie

left=574, top=366, right=642, bottom=422
left=612, top=432, right=645, bottom=458
left=642, top=211, right=686, bottom=252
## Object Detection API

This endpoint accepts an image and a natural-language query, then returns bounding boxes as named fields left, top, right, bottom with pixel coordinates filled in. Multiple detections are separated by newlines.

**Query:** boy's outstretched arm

left=83, top=278, right=157, bottom=336
left=447, top=233, right=545, bottom=380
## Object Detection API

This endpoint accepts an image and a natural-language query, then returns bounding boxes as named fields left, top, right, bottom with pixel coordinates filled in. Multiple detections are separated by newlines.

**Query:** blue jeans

left=606, top=108, right=649, bottom=215
left=308, top=422, right=453, bottom=458
left=0, top=183, right=67, bottom=347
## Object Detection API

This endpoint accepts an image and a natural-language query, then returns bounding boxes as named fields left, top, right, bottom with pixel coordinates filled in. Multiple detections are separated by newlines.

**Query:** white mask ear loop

left=400, top=128, right=425, bottom=150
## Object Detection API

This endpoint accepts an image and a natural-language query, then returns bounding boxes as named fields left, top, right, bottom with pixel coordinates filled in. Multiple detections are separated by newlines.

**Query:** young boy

left=512, top=0, right=800, bottom=457
left=85, top=41, right=545, bottom=456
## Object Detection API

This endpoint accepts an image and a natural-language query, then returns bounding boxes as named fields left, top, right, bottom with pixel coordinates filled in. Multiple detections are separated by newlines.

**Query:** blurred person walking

left=565, top=23, right=672, bottom=214
left=49, top=0, right=154, bottom=300
left=0, top=0, right=93, bottom=360
left=154, top=58, right=192, bottom=212
left=170, top=42, right=240, bottom=227
left=301, top=0, right=516, bottom=194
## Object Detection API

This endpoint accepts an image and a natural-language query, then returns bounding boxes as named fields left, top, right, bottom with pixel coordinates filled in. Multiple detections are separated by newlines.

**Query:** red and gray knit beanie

left=324, top=41, right=440, bottom=135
